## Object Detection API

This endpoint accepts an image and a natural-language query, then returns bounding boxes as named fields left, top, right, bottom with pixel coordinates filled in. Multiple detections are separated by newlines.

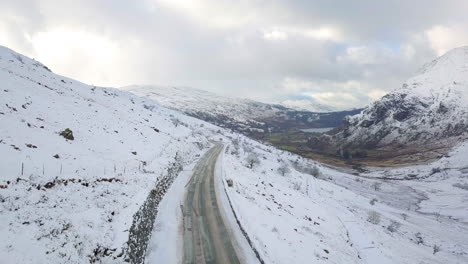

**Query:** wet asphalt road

left=182, top=143, right=241, bottom=264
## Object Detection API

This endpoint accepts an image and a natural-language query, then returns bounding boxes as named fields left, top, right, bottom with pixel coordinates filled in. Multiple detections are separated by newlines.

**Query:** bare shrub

left=143, top=104, right=155, bottom=111
left=242, top=142, right=253, bottom=153
left=245, top=153, right=260, bottom=169
left=277, top=163, right=291, bottom=176
left=369, top=198, right=378, bottom=205
left=453, top=183, right=468, bottom=191
left=310, top=165, right=320, bottom=178
left=433, top=244, right=441, bottom=255
left=401, top=213, right=408, bottom=221
left=367, top=210, right=381, bottom=224
left=230, top=138, right=240, bottom=156
left=292, top=162, right=321, bottom=178
left=371, top=182, right=382, bottom=191
left=171, top=117, right=182, bottom=127
left=292, top=181, right=302, bottom=191
left=414, top=232, right=424, bottom=245
left=434, top=211, right=441, bottom=222
left=387, top=220, right=401, bottom=233
left=430, top=167, right=441, bottom=175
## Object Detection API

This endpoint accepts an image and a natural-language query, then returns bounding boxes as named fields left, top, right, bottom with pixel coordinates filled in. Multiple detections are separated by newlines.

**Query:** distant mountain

left=124, top=85, right=361, bottom=137
left=309, top=46, right=468, bottom=161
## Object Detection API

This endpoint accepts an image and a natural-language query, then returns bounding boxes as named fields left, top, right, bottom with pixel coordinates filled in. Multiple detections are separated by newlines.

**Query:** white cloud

left=1, top=0, right=466, bottom=109
left=426, top=25, right=468, bottom=55
left=337, top=45, right=395, bottom=65
left=368, top=89, right=388, bottom=100
left=153, top=0, right=257, bottom=29
left=299, top=26, right=343, bottom=41
left=280, top=77, right=381, bottom=109
left=262, top=25, right=342, bottom=42
left=30, top=28, right=125, bottom=85
left=263, top=29, right=288, bottom=40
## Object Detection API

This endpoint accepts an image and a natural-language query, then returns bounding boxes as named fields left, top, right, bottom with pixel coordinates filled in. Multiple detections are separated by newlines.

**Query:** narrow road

left=182, top=143, right=241, bottom=264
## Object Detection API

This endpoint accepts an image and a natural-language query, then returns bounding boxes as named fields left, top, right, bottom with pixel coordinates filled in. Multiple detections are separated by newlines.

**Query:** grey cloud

left=1, top=0, right=467, bottom=109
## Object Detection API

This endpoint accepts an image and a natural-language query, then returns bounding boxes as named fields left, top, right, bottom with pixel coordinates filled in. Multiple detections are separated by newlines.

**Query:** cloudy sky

left=1, top=0, right=468, bottom=109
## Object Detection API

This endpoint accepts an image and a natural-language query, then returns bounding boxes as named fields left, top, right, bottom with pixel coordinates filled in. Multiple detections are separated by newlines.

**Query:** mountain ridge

left=124, top=85, right=362, bottom=138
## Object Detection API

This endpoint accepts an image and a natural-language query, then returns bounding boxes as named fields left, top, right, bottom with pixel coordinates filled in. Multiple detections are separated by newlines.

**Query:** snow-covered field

left=221, top=135, right=468, bottom=264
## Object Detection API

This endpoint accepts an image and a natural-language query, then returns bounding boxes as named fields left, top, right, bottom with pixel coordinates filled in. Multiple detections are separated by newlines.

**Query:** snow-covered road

left=182, top=143, right=241, bottom=264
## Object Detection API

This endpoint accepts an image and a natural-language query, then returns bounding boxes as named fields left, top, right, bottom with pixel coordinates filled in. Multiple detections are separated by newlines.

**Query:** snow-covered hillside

left=0, top=46, right=217, bottom=263
left=340, top=46, right=468, bottom=150
left=124, top=85, right=285, bottom=123
left=221, top=135, right=468, bottom=264
left=123, top=85, right=361, bottom=139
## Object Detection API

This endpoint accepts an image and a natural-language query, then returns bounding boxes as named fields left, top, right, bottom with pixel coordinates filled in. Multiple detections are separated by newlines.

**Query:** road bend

left=182, top=143, right=241, bottom=264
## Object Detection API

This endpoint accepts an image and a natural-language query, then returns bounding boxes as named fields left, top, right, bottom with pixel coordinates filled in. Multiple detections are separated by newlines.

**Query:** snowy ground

left=221, top=135, right=468, bottom=264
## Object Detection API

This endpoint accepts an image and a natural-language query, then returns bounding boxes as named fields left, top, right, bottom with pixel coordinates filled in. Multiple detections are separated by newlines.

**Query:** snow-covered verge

left=0, top=46, right=219, bottom=263
left=144, top=162, right=198, bottom=264
left=221, top=134, right=468, bottom=264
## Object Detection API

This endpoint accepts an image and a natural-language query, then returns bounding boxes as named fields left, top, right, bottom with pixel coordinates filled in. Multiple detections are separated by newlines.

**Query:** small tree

left=433, top=244, right=441, bottom=255
left=231, top=138, right=240, bottom=156
left=414, top=232, right=424, bottom=245
left=277, top=163, right=291, bottom=176
left=367, top=210, right=381, bottom=224
left=401, top=213, right=408, bottom=221
left=245, top=153, right=260, bottom=169
left=387, top=220, right=401, bottom=233
left=371, top=182, right=382, bottom=191
left=292, top=181, right=302, bottom=191
left=171, top=117, right=182, bottom=127
left=306, top=165, right=320, bottom=178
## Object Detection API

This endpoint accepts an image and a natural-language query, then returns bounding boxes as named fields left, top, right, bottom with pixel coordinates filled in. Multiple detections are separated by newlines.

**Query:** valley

left=0, top=44, right=467, bottom=264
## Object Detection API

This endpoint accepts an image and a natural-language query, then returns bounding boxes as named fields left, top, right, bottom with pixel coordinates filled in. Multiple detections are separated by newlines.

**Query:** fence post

left=21, top=162, right=24, bottom=176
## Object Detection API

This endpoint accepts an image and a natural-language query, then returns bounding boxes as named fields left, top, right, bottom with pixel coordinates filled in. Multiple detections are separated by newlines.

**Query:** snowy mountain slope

left=123, top=85, right=359, bottom=138
left=221, top=135, right=468, bottom=264
left=281, top=98, right=337, bottom=113
left=322, top=47, right=468, bottom=157
left=0, top=46, right=219, bottom=263
left=124, top=85, right=282, bottom=122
